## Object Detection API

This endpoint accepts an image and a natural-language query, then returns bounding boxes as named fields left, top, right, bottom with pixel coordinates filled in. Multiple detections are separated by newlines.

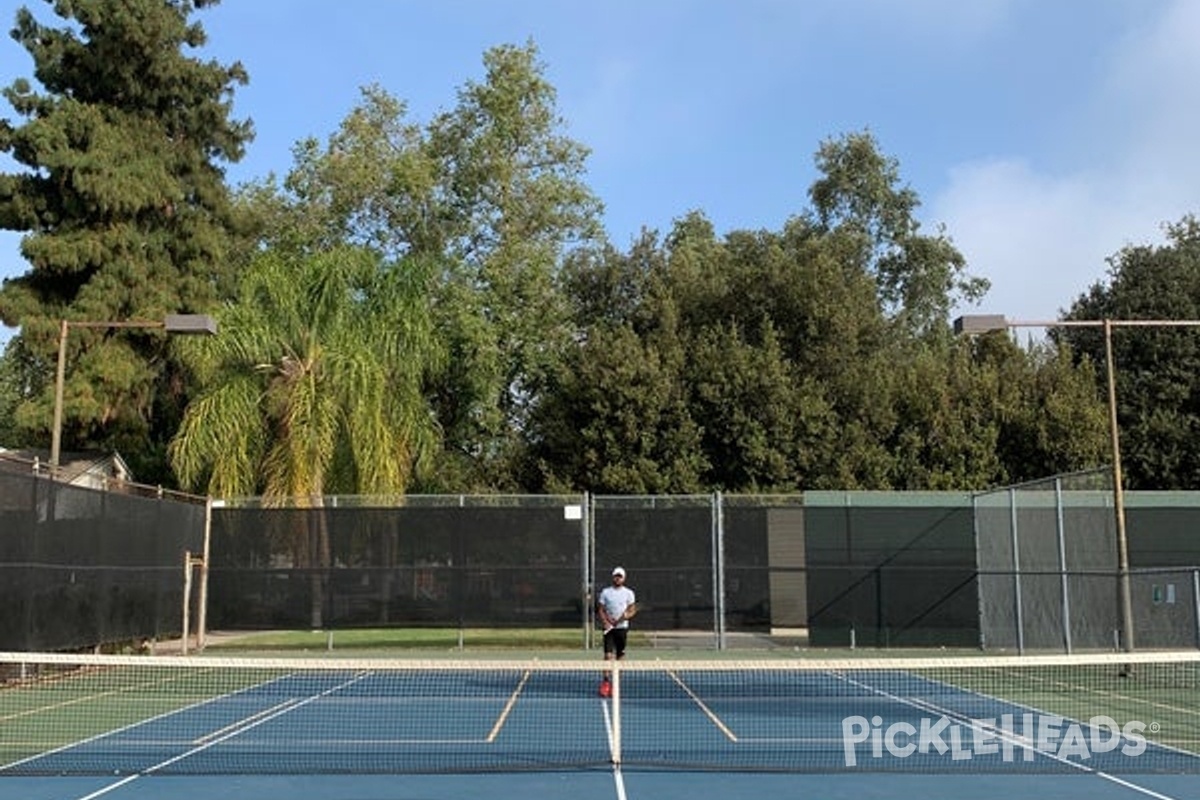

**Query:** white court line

left=191, top=698, right=299, bottom=744
left=601, top=699, right=628, bottom=800
left=1, top=670, right=298, bottom=774
left=76, top=774, right=140, bottom=800
left=487, top=670, right=532, bottom=742
left=667, top=670, right=738, bottom=742
left=64, top=671, right=374, bottom=800
left=602, top=698, right=616, bottom=761
left=1020, top=671, right=1200, bottom=720
left=611, top=764, right=628, bottom=800
left=907, top=668, right=1200, bottom=767
left=605, top=668, right=1192, bottom=798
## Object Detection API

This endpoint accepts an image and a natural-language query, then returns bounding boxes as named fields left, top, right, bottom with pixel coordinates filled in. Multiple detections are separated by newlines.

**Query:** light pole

left=954, top=314, right=1200, bottom=654
left=50, top=314, right=218, bottom=471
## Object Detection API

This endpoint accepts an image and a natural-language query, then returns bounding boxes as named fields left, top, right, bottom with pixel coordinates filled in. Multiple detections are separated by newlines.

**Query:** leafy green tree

left=527, top=320, right=707, bottom=494
left=241, top=85, right=436, bottom=259
left=534, top=134, right=1105, bottom=493
left=239, top=44, right=601, bottom=491
left=0, top=0, right=250, bottom=481
left=1061, top=216, right=1200, bottom=489
left=169, top=246, right=442, bottom=498
left=686, top=320, right=801, bottom=490
left=526, top=229, right=704, bottom=493
left=808, top=131, right=988, bottom=332
left=536, top=215, right=875, bottom=492
left=899, top=333, right=1109, bottom=489
left=0, top=339, right=30, bottom=447
left=886, top=344, right=998, bottom=489
left=169, top=246, right=443, bottom=625
left=424, top=44, right=603, bottom=488
left=711, top=220, right=897, bottom=489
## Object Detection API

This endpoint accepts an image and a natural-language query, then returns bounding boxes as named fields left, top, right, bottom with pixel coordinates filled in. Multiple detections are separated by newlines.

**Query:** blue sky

left=3, top=0, right=1199, bottom=343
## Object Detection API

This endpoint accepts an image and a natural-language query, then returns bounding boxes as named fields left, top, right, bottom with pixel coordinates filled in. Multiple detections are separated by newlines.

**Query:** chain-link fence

left=586, top=494, right=805, bottom=648
left=1129, top=567, right=1200, bottom=649
left=802, top=491, right=979, bottom=648
left=975, top=468, right=1123, bottom=652
left=202, top=492, right=978, bottom=649
left=205, top=487, right=1200, bottom=652
left=0, top=455, right=206, bottom=652
left=7, top=455, right=1200, bottom=653
left=207, top=495, right=585, bottom=635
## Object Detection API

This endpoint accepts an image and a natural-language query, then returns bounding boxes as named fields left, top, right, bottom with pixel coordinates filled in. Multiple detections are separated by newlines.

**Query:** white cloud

left=938, top=158, right=1117, bottom=321
left=937, top=0, right=1200, bottom=323
left=1104, top=0, right=1200, bottom=203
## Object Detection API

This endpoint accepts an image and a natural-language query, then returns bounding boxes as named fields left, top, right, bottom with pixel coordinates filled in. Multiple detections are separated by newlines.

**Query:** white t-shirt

left=598, top=584, right=636, bottom=629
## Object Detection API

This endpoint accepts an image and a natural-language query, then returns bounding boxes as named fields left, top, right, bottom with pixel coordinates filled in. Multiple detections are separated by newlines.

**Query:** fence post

left=971, top=493, right=985, bottom=650
left=1193, top=569, right=1200, bottom=650
left=199, top=497, right=213, bottom=652
left=1010, top=488, right=1025, bottom=655
left=581, top=491, right=592, bottom=651
left=712, top=491, right=726, bottom=650
left=181, top=551, right=193, bottom=656
left=1055, top=478, right=1072, bottom=654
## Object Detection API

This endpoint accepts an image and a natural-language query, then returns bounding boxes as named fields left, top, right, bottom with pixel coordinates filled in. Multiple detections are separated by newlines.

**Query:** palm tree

left=170, top=245, right=443, bottom=626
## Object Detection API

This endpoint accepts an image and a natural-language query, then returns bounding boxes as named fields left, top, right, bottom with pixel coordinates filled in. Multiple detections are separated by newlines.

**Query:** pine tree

left=0, top=0, right=251, bottom=482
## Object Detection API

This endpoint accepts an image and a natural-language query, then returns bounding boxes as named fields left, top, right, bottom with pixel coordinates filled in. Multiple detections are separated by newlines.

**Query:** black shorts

left=603, top=627, right=629, bottom=658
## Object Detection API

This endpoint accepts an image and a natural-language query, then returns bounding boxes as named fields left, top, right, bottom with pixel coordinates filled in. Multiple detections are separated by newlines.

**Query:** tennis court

left=7, top=771, right=1200, bottom=800
left=3, top=650, right=1200, bottom=799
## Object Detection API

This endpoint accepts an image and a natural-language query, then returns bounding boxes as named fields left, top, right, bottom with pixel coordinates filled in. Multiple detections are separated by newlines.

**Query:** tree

left=808, top=131, right=988, bottom=333
left=533, top=133, right=1106, bottom=493
left=1061, top=216, right=1200, bottom=489
left=686, top=320, right=802, bottom=490
left=886, top=343, right=1003, bottom=490
left=527, top=320, right=707, bottom=494
left=534, top=214, right=876, bottom=492
left=0, top=0, right=250, bottom=481
left=424, top=44, right=604, bottom=488
left=699, top=219, right=896, bottom=489
left=0, top=339, right=30, bottom=447
left=169, top=245, right=443, bottom=625
left=909, top=332, right=1109, bottom=489
left=237, top=44, right=602, bottom=492
left=170, top=246, right=442, bottom=497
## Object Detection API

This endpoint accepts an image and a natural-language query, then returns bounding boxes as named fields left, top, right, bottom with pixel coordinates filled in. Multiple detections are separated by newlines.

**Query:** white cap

left=612, top=566, right=626, bottom=577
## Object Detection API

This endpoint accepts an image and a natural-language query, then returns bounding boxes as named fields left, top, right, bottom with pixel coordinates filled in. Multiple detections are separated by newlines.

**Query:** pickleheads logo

left=841, top=714, right=1148, bottom=766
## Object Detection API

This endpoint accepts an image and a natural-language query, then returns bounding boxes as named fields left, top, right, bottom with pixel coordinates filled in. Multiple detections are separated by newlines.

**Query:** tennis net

left=2, top=650, right=1199, bottom=775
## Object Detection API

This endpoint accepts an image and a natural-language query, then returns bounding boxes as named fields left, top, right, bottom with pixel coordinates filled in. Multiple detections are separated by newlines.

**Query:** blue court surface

left=5, top=656, right=1200, bottom=799
left=3, top=771, right=1200, bottom=800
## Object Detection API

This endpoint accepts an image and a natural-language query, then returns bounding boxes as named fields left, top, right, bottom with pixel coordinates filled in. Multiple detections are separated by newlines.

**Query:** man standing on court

left=597, top=566, right=636, bottom=697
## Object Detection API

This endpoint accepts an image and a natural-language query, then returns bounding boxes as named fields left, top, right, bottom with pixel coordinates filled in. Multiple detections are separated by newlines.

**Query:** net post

left=611, top=662, right=622, bottom=766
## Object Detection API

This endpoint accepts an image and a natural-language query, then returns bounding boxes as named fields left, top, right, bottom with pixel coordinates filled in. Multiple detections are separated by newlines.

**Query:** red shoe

left=598, top=680, right=612, bottom=698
